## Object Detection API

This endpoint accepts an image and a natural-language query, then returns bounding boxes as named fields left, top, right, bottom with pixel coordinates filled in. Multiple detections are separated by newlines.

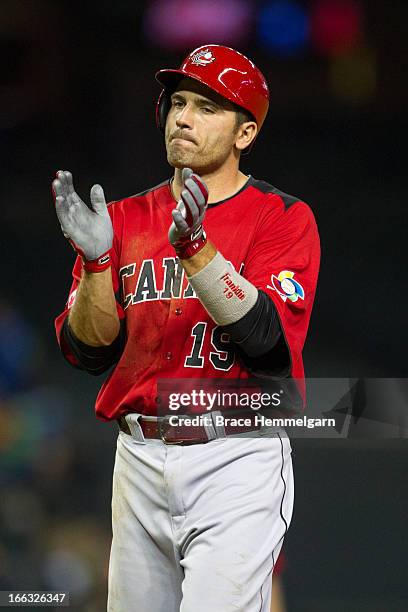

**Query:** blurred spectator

left=0, top=299, right=42, bottom=397
left=271, top=551, right=288, bottom=612
left=42, top=518, right=110, bottom=610
left=0, top=298, right=113, bottom=608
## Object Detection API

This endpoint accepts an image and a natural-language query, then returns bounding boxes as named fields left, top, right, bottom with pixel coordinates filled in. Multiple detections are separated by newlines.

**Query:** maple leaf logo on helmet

left=191, top=49, right=216, bottom=66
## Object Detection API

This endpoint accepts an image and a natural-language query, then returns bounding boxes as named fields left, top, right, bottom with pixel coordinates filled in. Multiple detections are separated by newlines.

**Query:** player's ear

left=234, top=121, right=257, bottom=152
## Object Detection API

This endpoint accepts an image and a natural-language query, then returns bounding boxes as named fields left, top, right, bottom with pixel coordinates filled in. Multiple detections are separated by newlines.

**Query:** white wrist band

left=187, top=252, right=258, bottom=326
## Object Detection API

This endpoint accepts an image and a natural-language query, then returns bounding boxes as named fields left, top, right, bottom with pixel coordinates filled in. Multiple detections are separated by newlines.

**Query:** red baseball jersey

left=55, top=176, right=320, bottom=421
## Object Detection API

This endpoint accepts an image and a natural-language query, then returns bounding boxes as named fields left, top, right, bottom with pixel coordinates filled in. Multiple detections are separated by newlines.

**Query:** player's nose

left=175, top=103, right=194, bottom=129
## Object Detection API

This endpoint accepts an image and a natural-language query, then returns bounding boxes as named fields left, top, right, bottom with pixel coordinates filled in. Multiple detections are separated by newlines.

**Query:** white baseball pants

left=108, top=419, right=294, bottom=612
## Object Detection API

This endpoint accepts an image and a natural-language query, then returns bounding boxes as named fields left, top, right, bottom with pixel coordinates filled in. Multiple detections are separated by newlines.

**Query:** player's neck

left=171, top=168, right=249, bottom=204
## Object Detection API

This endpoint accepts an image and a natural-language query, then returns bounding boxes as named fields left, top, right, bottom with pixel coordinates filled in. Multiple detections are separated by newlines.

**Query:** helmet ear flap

left=156, top=90, right=172, bottom=132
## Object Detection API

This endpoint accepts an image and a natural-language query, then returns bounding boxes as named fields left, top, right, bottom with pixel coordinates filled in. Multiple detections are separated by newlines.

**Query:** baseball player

left=53, top=45, right=320, bottom=612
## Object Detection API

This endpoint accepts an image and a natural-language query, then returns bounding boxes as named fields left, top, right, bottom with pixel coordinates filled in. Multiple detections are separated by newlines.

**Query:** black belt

left=117, top=409, right=268, bottom=445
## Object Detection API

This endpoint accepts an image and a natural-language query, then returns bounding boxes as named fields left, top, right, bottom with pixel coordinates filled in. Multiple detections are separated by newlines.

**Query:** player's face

left=165, top=79, right=240, bottom=173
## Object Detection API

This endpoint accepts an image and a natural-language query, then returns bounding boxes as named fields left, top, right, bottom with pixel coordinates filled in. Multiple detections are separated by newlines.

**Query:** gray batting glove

left=52, top=170, right=113, bottom=261
left=168, top=168, right=209, bottom=245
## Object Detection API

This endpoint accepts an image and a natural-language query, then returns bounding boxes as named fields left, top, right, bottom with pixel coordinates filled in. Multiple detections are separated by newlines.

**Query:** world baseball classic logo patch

left=267, top=270, right=304, bottom=303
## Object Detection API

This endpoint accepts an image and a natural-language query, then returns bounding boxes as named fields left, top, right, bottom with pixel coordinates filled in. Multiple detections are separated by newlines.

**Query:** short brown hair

left=234, top=108, right=255, bottom=132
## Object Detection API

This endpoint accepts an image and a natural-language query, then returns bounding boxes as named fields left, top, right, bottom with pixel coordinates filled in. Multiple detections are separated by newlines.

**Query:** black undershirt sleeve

left=222, top=290, right=281, bottom=357
left=222, top=290, right=291, bottom=377
left=62, top=317, right=125, bottom=376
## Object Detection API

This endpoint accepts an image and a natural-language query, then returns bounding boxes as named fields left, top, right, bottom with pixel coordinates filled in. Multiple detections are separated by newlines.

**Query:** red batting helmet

left=155, top=45, right=269, bottom=150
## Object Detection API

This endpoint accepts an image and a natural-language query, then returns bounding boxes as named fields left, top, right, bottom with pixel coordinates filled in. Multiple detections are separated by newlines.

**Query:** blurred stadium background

left=0, top=1, right=406, bottom=610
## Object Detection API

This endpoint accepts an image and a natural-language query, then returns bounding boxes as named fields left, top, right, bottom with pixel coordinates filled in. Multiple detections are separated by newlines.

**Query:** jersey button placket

left=159, top=299, right=184, bottom=371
